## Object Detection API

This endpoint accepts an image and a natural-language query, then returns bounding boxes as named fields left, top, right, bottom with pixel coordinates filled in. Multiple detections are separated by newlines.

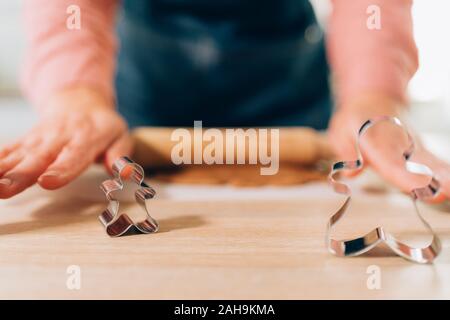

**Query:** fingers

left=0, top=98, right=129, bottom=197
left=0, top=141, right=21, bottom=158
left=427, top=193, right=447, bottom=204
left=333, top=118, right=450, bottom=202
left=330, top=131, right=358, bottom=162
left=39, top=131, right=132, bottom=189
left=434, top=167, right=450, bottom=200
left=329, top=99, right=449, bottom=201
left=37, top=133, right=101, bottom=190
left=103, top=133, right=134, bottom=174
left=334, top=137, right=364, bottom=178
left=411, top=149, right=450, bottom=201
left=0, top=137, right=65, bottom=198
left=361, top=125, right=435, bottom=195
left=328, top=117, right=363, bottom=177
left=330, top=115, right=437, bottom=192
left=0, top=149, right=24, bottom=177
left=368, top=149, right=430, bottom=194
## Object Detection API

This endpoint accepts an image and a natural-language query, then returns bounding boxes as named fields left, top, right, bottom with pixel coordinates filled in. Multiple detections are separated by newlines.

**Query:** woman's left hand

left=328, top=94, right=450, bottom=203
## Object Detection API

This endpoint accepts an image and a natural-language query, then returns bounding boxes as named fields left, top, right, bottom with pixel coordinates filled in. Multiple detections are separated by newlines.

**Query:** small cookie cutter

left=99, top=156, right=159, bottom=237
left=327, top=116, right=441, bottom=263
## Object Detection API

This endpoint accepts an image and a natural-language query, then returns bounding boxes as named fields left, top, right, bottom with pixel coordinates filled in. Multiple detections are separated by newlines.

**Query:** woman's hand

left=0, top=87, right=133, bottom=198
left=329, top=94, right=450, bottom=202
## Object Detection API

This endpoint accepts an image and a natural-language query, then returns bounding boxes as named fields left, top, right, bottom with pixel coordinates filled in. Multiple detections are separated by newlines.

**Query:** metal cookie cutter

left=99, top=156, right=158, bottom=237
left=327, top=116, right=441, bottom=263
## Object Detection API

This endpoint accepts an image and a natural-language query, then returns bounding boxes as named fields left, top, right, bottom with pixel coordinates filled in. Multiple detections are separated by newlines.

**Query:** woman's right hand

left=0, top=87, right=133, bottom=198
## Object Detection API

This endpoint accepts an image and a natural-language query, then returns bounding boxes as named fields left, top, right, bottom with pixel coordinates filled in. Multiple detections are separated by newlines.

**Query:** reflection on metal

left=99, top=156, right=158, bottom=237
left=327, top=116, right=441, bottom=263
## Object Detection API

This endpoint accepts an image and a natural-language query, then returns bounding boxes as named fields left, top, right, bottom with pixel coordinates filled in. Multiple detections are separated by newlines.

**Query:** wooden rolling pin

left=132, top=127, right=333, bottom=168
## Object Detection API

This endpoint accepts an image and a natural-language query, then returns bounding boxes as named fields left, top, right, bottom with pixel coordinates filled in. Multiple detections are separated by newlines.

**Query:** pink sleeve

left=21, top=0, right=119, bottom=109
left=327, top=0, right=418, bottom=107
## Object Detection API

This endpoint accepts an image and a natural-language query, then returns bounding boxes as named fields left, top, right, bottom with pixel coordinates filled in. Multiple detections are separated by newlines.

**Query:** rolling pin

left=131, top=127, right=333, bottom=168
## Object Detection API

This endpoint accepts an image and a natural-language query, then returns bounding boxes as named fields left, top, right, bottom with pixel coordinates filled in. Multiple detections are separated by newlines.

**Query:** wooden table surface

left=0, top=167, right=449, bottom=300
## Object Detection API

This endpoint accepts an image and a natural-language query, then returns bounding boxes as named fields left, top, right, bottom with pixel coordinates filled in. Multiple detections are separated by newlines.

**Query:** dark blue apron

left=115, top=0, right=331, bottom=129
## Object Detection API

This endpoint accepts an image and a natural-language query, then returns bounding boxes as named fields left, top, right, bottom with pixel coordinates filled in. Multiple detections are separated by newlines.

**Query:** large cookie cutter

left=327, top=116, right=441, bottom=263
left=99, top=156, right=158, bottom=237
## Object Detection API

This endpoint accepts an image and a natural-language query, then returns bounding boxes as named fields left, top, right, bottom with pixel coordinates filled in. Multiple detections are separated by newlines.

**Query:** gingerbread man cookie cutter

left=327, top=116, right=441, bottom=264
left=99, top=156, right=158, bottom=237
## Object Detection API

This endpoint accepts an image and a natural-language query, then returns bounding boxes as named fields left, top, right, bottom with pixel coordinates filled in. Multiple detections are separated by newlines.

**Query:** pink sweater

left=21, top=0, right=418, bottom=110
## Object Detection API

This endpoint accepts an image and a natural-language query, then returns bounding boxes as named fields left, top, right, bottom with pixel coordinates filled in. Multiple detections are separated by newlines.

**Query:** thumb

left=104, top=133, right=134, bottom=174
left=363, top=140, right=431, bottom=195
left=328, top=123, right=363, bottom=178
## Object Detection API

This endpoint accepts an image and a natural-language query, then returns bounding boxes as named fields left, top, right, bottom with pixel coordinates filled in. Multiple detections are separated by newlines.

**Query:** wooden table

left=0, top=167, right=449, bottom=299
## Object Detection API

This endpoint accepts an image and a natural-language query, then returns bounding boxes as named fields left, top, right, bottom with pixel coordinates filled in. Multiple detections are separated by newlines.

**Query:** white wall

left=410, top=1, right=450, bottom=106
left=0, top=0, right=24, bottom=94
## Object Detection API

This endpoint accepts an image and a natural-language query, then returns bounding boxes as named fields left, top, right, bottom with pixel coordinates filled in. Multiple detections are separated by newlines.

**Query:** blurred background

left=0, top=1, right=449, bottom=152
